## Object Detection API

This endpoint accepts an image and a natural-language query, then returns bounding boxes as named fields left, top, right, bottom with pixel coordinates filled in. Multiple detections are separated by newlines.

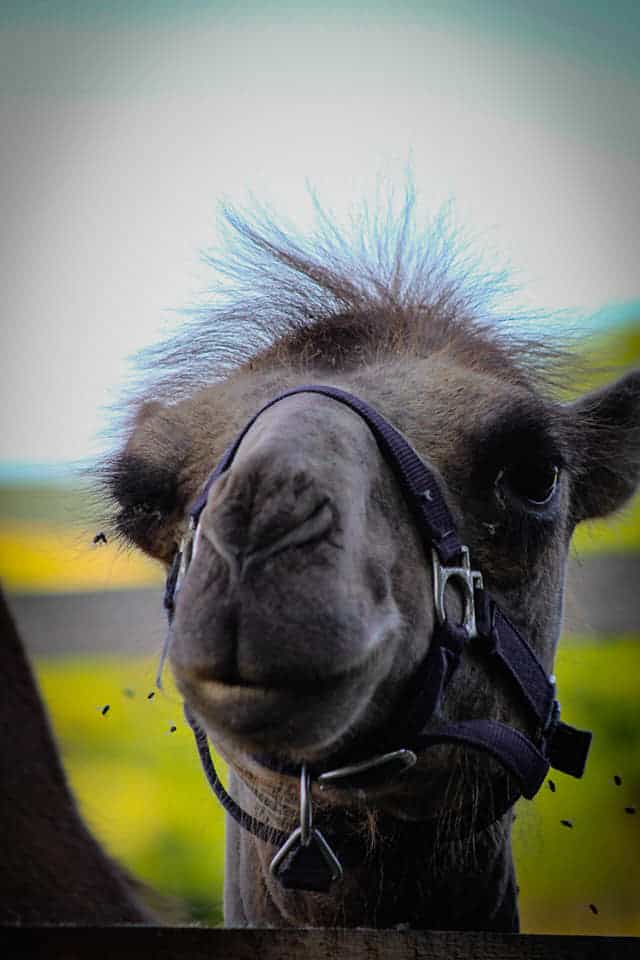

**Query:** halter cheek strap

left=164, top=384, right=592, bottom=893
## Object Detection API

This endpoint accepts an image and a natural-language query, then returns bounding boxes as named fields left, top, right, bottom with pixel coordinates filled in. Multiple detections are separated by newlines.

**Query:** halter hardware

left=269, top=766, right=344, bottom=890
left=166, top=383, right=593, bottom=894
left=317, top=748, right=417, bottom=792
left=432, top=545, right=484, bottom=640
left=176, top=517, right=196, bottom=593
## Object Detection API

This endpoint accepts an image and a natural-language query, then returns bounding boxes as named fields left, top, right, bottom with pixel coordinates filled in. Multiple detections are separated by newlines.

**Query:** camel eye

left=499, top=460, right=559, bottom=507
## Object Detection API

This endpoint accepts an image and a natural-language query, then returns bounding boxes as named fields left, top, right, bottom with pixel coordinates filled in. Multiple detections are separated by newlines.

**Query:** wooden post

left=1, top=927, right=638, bottom=960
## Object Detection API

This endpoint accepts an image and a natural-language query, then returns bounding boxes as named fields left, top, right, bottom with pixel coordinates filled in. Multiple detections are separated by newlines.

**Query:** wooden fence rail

left=1, top=927, right=638, bottom=960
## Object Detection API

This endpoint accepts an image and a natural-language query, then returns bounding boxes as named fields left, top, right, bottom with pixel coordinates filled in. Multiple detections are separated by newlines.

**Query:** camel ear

left=568, top=370, right=640, bottom=523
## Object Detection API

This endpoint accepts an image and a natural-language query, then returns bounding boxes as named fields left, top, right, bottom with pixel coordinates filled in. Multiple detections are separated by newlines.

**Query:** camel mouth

left=192, top=675, right=332, bottom=743
left=178, top=645, right=388, bottom=756
left=195, top=666, right=329, bottom=693
left=194, top=659, right=360, bottom=708
left=200, top=676, right=299, bottom=722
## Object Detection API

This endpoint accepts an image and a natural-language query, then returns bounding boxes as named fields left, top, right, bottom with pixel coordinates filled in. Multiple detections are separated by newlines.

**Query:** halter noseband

left=164, top=385, right=592, bottom=893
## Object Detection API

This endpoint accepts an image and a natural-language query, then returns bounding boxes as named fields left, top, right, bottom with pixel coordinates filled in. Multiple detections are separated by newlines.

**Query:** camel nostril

left=197, top=498, right=335, bottom=579
left=198, top=458, right=336, bottom=575
left=242, top=499, right=334, bottom=573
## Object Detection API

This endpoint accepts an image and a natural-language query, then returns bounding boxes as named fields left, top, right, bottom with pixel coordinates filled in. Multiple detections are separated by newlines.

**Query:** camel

left=0, top=587, right=150, bottom=923
left=3, top=202, right=639, bottom=930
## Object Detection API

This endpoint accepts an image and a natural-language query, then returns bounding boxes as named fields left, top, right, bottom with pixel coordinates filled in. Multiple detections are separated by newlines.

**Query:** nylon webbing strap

left=184, top=708, right=524, bottom=856
left=413, top=719, right=550, bottom=799
left=185, top=706, right=368, bottom=876
left=546, top=721, right=592, bottom=779
left=184, top=704, right=289, bottom=849
left=189, top=385, right=463, bottom=563
left=474, top=591, right=555, bottom=730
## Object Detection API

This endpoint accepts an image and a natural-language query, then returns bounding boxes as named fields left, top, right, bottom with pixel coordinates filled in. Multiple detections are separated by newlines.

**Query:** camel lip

left=193, top=678, right=306, bottom=738
left=200, top=677, right=293, bottom=704
left=194, top=669, right=341, bottom=699
left=186, top=640, right=380, bottom=695
left=184, top=657, right=375, bottom=746
left=174, top=626, right=400, bottom=750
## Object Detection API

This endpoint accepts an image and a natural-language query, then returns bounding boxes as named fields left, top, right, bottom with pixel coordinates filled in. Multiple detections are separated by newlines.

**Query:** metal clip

left=432, top=545, right=483, bottom=639
left=317, top=749, right=417, bottom=793
left=270, top=765, right=343, bottom=887
left=176, top=516, right=197, bottom=593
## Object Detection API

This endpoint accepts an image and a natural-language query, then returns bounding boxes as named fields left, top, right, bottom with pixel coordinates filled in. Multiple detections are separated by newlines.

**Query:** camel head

left=102, top=211, right=640, bottom=835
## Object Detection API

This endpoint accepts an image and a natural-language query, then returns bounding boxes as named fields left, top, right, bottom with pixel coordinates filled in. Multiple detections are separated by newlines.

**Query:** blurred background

left=1, top=0, right=639, bottom=934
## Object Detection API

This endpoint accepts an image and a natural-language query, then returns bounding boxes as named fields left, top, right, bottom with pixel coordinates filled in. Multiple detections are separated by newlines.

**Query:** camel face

left=103, top=210, right=640, bottom=837
left=98, top=207, right=640, bottom=928
left=116, top=352, right=597, bottom=785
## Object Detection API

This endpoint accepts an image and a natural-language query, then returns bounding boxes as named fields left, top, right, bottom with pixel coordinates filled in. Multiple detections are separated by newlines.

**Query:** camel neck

left=224, top=770, right=519, bottom=930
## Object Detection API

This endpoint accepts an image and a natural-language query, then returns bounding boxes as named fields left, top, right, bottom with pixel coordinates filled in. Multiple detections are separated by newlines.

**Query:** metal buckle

left=432, top=545, right=483, bottom=639
left=270, top=765, right=343, bottom=885
left=540, top=675, right=560, bottom=742
left=176, top=516, right=197, bottom=593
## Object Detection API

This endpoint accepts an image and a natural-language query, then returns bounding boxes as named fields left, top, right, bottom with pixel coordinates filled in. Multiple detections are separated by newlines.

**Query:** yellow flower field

left=34, top=638, right=640, bottom=934
left=1, top=496, right=639, bottom=596
left=35, top=655, right=225, bottom=924
left=0, top=520, right=163, bottom=593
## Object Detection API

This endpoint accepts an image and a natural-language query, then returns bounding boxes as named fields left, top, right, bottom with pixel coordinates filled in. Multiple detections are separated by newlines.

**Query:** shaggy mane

left=130, top=193, right=567, bottom=406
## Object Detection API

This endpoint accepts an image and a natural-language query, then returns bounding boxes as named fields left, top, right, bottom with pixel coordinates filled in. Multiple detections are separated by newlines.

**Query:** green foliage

left=0, top=481, right=97, bottom=526
left=35, top=638, right=640, bottom=934
left=564, top=321, right=640, bottom=398
left=34, top=655, right=225, bottom=924
left=572, top=495, right=640, bottom=555
left=514, top=637, right=640, bottom=935
left=566, top=317, right=640, bottom=554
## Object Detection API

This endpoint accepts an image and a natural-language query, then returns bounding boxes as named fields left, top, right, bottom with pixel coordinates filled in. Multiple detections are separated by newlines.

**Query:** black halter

left=164, top=385, right=592, bottom=892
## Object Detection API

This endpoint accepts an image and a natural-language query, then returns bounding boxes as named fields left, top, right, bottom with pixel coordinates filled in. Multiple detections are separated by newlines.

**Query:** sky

left=1, top=1, right=639, bottom=467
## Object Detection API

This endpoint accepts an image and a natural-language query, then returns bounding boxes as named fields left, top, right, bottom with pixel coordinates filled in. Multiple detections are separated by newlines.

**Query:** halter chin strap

left=164, top=384, right=592, bottom=893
